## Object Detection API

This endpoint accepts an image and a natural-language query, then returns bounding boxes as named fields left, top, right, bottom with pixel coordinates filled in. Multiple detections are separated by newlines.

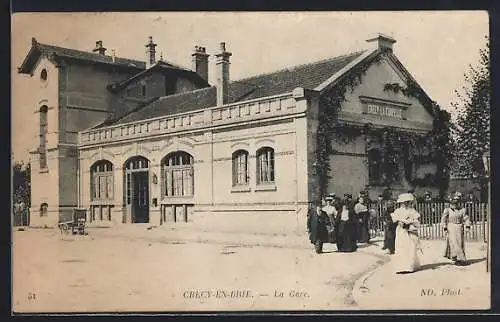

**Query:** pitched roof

left=107, top=60, right=209, bottom=92
left=110, top=50, right=366, bottom=125
left=18, top=38, right=146, bottom=74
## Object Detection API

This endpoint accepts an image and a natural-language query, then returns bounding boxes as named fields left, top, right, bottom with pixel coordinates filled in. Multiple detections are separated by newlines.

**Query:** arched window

left=161, top=151, right=194, bottom=197
left=39, top=106, right=48, bottom=169
left=40, top=203, right=48, bottom=216
left=91, top=160, right=114, bottom=201
left=256, top=147, right=275, bottom=184
left=368, top=148, right=382, bottom=184
left=232, top=150, right=249, bottom=186
left=40, top=69, right=48, bottom=82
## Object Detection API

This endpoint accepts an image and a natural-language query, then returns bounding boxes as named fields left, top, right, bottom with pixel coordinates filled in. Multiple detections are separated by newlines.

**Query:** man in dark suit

left=307, top=200, right=329, bottom=254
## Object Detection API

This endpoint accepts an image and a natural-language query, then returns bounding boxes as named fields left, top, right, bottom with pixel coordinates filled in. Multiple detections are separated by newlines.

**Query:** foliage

left=451, top=35, right=490, bottom=178
left=314, top=51, right=385, bottom=196
left=13, top=161, right=31, bottom=207
left=382, top=83, right=453, bottom=197
left=313, top=48, right=453, bottom=198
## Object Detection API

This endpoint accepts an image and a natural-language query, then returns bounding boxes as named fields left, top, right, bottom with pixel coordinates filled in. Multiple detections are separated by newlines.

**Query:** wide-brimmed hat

left=396, top=193, right=415, bottom=203
left=325, top=196, right=334, bottom=201
left=451, top=192, right=463, bottom=202
left=344, top=193, right=352, bottom=199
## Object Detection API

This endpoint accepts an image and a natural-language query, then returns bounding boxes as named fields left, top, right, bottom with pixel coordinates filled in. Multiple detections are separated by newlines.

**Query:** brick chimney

left=366, top=33, right=396, bottom=52
left=215, top=42, right=232, bottom=106
left=192, top=46, right=210, bottom=83
left=92, top=40, right=107, bottom=55
left=145, top=36, right=157, bottom=68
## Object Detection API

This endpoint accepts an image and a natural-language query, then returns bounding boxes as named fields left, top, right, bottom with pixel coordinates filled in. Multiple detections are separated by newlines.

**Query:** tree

left=451, top=35, right=490, bottom=179
left=13, top=161, right=31, bottom=207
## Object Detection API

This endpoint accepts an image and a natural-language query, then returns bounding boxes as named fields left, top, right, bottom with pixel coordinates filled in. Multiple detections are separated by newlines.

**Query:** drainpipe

left=77, top=155, right=81, bottom=208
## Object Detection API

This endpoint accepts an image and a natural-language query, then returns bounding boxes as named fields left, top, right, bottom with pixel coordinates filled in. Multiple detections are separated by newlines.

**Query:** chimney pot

left=216, top=42, right=232, bottom=106
left=92, top=40, right=107, bottom=55
left=192, top=44, right=210, bottom=83
left=145, top=36, right=157, bottom=68
left=366, top=33, right=396, bottom=52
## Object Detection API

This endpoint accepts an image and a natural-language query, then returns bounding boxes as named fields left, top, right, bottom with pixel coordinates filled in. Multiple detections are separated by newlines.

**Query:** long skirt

left=443, top=223, right=467, bottom=262
left=383, top=224, right=396, bottom=252
left=393, top=226, right=420, bottom=273
left=357, top=213, right=370, bottom=243
left=336, top=220, right=357, bottom=252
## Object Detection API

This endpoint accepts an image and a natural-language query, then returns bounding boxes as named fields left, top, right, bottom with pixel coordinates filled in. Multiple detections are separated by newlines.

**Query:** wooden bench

left=58, top=208, right=87, bottom=235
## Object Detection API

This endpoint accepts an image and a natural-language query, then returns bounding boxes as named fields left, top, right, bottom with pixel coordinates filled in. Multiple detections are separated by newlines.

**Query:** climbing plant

left=313, top=50, right=387, bottom=196
left=313, top=49, right=452, bottom=198
left=383, top=81, right=453, bottom=197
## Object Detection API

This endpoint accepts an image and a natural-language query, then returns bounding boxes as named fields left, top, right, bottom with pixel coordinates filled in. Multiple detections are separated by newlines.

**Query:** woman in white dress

left=391, top=193, right=422, bottom=274
left=322, top=194, right=338, bottom=244
left=441, top=192, right=471, bottom=266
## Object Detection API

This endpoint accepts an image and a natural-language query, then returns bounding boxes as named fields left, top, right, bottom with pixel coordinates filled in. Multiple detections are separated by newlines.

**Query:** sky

left=11, top=11, right=489, bottom=164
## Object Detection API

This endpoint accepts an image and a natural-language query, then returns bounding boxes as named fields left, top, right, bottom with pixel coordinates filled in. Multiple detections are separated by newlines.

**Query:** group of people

left=307, top=190, right=473, bottom=274
left=307, top=192, right=373, bottom=254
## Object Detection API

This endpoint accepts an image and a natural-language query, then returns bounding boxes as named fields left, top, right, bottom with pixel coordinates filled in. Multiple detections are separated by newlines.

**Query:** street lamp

left=482, top=151, right=490, bottom=273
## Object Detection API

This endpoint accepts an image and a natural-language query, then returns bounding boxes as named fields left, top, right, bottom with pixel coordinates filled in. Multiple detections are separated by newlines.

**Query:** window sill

left=255, top=184, right=277, bottom=192
left=231, top=185, right=251, bottom=193
left=39, top=168, right=49, bottom=174
left=90, top=201, right=115, bottom=206
left=161, top=196, right=194, bottom=203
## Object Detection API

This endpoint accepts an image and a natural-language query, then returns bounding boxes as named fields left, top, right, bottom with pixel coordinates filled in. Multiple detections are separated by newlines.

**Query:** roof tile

left=111, top=50, right=366, bottom=125
left=35, top=42, right=146, bottom=71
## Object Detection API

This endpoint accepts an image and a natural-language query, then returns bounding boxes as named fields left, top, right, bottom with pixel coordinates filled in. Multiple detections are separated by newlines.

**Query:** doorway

left=132, top=171, right=149, bottom=223
left=124, top=156, right=150, bottom=224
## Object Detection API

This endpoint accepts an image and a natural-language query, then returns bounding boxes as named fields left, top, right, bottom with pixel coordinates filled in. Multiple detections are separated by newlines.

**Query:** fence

left=368, top=201, right=488, bottom=242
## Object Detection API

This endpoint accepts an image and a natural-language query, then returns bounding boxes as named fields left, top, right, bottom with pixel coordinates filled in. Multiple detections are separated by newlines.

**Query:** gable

left=18, top=38, right=146, bottom=75
left=30, top=56, right=60, bottom=112
left=335, top=55, right=435, bottom=132
left=108, top=61, right=209, bottom=94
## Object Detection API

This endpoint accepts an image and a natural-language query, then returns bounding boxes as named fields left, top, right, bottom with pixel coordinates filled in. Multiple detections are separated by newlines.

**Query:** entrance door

left=132, top=171, right=149, bottom=223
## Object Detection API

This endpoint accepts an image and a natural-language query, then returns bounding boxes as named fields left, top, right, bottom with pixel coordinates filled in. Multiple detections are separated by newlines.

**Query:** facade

left=18, top=34, right=443, bottom=233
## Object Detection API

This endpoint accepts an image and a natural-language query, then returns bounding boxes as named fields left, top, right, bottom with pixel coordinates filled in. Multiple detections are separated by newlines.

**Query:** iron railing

left=368, top=201, right=488, bottom=242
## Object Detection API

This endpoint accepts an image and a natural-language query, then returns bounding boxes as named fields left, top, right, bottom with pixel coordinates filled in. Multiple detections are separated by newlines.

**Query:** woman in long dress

left=354, top=196, right=370, bottom=243
left=391, top=193, right=422, bottom=273
left=322, top=194, right=338, bottom=244
left=382, top=200, right=397, bottom=254
left=335, top=194, right=358, bottom=252
left=441, top=193, right=471, bottom=266
left=307, top=200, right=329, bottom=254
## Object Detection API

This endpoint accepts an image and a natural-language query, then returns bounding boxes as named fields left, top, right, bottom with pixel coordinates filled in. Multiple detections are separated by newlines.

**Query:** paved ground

left=12, top=226, right=386, bottom=312
left=353, top=239, right=490, bottom=310
left=12, top=225, right=490, bottom=312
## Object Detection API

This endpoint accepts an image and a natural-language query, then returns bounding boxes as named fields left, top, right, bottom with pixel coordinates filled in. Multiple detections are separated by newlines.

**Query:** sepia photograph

left=11, top=11, right=491, bottom=312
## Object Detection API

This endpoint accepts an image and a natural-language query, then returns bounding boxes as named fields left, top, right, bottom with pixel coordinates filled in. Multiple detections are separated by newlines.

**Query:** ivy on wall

left=384, top=80, right=453, bottom=197
left=313, top=50, right=452, bottom=198
left=313, top=51, right=385, bottom=197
